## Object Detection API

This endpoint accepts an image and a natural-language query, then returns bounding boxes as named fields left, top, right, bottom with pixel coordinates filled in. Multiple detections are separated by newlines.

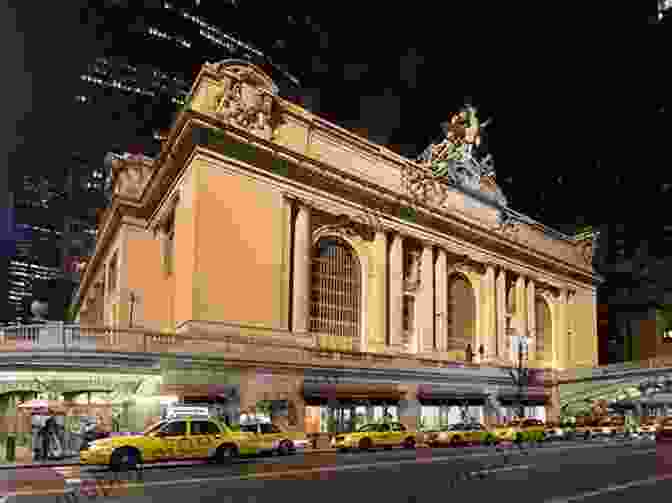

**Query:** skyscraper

left=4, top=1, right=316, bottom=322
left=72, top=1, right=304, bottom=159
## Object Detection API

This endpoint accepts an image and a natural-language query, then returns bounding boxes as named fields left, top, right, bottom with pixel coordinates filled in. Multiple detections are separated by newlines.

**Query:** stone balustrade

left=0, top=323, right=557, bottom=384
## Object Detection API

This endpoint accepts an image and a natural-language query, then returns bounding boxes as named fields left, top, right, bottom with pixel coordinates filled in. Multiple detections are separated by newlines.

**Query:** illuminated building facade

left=71, top=60, right=601, bottom=432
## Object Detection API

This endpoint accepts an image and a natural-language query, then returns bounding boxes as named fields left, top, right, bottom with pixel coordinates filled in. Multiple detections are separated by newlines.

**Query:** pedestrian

left=466, top=344, right=474, bottom=363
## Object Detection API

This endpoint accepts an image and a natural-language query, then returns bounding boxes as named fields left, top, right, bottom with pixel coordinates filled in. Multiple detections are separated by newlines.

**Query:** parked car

left=425, top=423, right=498, bottom=447
left=656, top=417, right=672, bottom=442
left=493, top=418, right=545, bottom=443
left=588, top=417, right=626, bottom=439
left=80, top=415, right=256, bottom=471
left=544, top=422, right=572, bottom=441
left=239, top=422, right=308, bottom=455
left=331, top=422, right=417, bottom=451
left=636, top=417, right=659, bottom=438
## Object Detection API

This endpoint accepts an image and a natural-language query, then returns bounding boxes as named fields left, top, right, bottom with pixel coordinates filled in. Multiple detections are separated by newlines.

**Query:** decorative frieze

left=105, top=153, right=156, bottom=201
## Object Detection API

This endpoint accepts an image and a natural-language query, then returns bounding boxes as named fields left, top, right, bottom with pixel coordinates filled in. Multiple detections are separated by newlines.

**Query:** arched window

left=446, top=274, right=476, bottom=352
left=535, top=297, right=552, bottom=361
left=309, top=237, right=361, bottom=338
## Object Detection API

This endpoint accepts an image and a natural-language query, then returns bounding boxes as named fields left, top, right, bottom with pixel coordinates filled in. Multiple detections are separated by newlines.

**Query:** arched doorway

left=535, top=297, right=553, bottom=362
left=447, top=274, right=476, bottom=352
left=309, top=237, right=361, bottom=339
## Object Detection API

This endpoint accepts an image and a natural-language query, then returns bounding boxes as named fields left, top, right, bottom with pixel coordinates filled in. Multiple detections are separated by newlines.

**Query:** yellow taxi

left=425, top=423, right=498, bottom=447
left=80, top=416, right=257, bottom=471
left=636, top=417, right=659, bottom=438
left=656, top=416, right=672, bottom=442
left=588, top=417, right=626, bottom=439
left=238, top=422, right=309, bottom=455
left=331, top=422, right=417, bottom=451
left=493, top=418, right=545, bottom=443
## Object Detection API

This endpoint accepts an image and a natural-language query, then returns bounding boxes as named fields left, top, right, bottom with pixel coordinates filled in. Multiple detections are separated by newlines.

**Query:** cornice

left=184, top=120, right=601, bottom=287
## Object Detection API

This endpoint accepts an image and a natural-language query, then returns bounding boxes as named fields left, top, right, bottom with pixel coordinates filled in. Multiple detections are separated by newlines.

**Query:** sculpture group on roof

left=417, top=102, right=498, bottom=196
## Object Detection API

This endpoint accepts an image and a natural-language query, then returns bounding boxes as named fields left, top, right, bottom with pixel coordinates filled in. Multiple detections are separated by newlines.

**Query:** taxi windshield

left=356, top=424, right=379, bottom=433
left=447, top=424, right=467, bottom=431
left=142, top=421, right=166, bottom=436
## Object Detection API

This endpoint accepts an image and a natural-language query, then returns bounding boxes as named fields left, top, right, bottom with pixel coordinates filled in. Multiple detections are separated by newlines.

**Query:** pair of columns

left=484, top=265, right=571, bottom=367
left=484, top=266, right=540, bottom=362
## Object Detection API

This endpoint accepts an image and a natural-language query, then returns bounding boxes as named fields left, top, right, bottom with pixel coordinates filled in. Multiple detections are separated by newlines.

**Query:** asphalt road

left=4, top=437, right=668, bottom=503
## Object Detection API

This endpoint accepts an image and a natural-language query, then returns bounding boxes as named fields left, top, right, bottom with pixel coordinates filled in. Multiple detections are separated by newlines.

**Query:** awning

left=417, top=385, right=487, bottom=405
left=497, top=392, right=549, bottom=407
left=302, top=383, right=405, bottom=403
left=161, top=383, right=238, bottom=400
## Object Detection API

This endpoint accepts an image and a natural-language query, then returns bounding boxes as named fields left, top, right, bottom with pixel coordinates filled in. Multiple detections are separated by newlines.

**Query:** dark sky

left=2, top=2, right=662, bottom=234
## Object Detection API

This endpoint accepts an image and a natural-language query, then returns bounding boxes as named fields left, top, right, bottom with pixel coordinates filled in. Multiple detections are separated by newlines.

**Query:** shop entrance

left=310, top=402, right=400, bottom=434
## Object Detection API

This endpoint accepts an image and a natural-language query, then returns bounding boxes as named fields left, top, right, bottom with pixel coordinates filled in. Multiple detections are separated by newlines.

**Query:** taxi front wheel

left=278, top=440, right=293, bottom=456
left=215, top=445, right=238, bottom=464
left=110, top=447, right=141, bottom=472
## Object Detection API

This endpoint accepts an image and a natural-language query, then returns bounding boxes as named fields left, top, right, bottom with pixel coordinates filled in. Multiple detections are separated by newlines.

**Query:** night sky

left=1, top=2, right=663, bottom=235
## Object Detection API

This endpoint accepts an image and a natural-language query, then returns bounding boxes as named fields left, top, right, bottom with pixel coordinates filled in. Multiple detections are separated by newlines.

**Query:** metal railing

left=558, top=356, right=672, bottom=382
left=0, top=323, right=175, bottom=353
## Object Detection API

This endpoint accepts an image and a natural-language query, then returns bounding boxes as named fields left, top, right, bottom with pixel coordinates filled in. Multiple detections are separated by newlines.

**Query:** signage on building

left=167, top=406, right=210, bottom=418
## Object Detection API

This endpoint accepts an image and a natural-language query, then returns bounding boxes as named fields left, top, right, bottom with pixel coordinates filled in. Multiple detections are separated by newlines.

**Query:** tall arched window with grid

left=309, top=238, right=361, bottom=339
left=446, top=274, right=475, bottom=352
left=535, top=297, right=552, bottom=361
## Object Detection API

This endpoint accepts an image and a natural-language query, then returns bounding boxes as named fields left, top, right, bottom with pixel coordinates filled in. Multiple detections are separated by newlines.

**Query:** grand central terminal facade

left=66, top=59, right=601, bottom=434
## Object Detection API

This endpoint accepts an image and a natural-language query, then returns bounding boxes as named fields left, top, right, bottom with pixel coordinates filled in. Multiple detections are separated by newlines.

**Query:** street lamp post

left=509, top=332, right=530, bottom=420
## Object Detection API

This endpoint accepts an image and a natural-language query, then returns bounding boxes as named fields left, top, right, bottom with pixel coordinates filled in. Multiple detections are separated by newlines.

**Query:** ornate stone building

left=71, top=59, right=601, bottom=432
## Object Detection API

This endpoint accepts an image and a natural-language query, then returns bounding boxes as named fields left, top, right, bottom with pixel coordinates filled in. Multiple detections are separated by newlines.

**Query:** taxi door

left=155, top=420, right=189, bottom=460
left=389, top=423, right=406, bottom=446
left=188, top=420, right=220, bottom=459
left=376, top=423, right=393, bottom=446
left=469, top=424, right=486, bottom=444
left=241, top=424, right=271, bottom=453
left=260, top=424, right=283, bottom=451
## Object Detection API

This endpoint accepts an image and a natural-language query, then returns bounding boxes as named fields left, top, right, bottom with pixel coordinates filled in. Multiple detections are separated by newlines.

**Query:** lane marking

left=470, top=464, right=531, bottom=476
left=545, top=473, right=672, bottom=502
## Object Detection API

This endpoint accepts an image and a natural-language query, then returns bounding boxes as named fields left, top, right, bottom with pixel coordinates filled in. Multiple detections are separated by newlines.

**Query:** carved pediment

left=317, top=214, right=376, bottom=242
left=106, top=153, right=156, bottom=201
left=199, top=60, right=280, bottom=141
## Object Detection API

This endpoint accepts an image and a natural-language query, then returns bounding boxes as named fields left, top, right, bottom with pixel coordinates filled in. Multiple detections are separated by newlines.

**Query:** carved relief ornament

left=576, top=239, right=595, bottom=266
left=316, top=214, right=377, bottom=242
left=210, top=62, right=280, bottom=141
left=106, top=153, right=156, bottom=201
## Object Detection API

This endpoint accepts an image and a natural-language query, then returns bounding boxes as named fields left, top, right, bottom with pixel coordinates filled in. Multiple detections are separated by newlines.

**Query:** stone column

left=527, top=278, right=536, bottom=362
left=515, top=274, right=527, bottom=360
left=417, top=244, right=435, bottom=353
left=556, top=288, right=569, bottom=369
left=292, top=202, right=312, bottom=334
left=369, top=230, right=388, bottom=352
left=389, top=233, right=404, bottom=349
left=546, top=376, right=561, bottom=424
left=496, top=268, right=507, bottom=360
left=435, top=249, right=448, bottom=352
left=484, top=264, right=498, bottom=361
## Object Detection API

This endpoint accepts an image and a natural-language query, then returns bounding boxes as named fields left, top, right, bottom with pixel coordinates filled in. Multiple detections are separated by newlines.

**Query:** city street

left=3, top=437, right=669, bottom=503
